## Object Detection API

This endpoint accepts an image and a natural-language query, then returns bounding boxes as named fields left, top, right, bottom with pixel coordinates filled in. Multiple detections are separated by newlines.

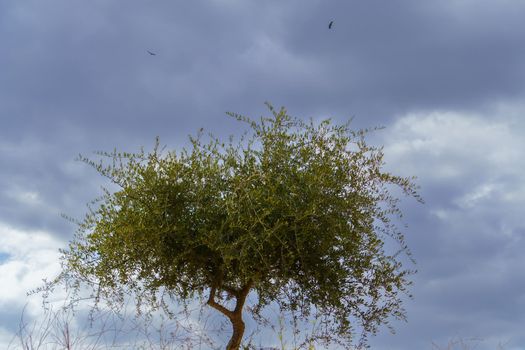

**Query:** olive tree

left=59, top=104, right=421, bottom=349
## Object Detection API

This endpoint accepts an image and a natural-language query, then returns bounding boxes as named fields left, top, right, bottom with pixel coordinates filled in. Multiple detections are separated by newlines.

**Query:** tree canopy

left=59, top=104, right=421, bottom=349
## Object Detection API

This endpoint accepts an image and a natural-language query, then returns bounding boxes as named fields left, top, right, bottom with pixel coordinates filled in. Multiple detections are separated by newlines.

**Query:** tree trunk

left=226, top=316, right=245, bottom=350
left=207, top=279, right=253, bottom=350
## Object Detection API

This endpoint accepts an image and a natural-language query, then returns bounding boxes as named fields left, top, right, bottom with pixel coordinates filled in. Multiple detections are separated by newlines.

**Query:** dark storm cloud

left=275, top=0, right=525, bottom=122
left=3, top=0, right=525, bottom=142
left=0, top=0, right=317, bottom=140
left=0, top=0, right=325, bottom=234
left=0, top=137, right=99, bottom=235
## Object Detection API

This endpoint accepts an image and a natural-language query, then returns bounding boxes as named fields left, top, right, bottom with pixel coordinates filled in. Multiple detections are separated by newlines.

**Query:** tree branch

left=207, top=286, right=234, bottom=319
left=234, top=279, right=253, bottom=314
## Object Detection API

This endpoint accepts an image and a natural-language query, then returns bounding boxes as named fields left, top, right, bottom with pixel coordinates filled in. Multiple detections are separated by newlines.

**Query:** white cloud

left=0, top=223, right=64, bottom=313
left=382, top=111, right=525, bottom=214
left=6, top=189, right=42, bottom=207
left=383, top=111, right=523, bottom=177
left=454, top=182, right=498, bottom=209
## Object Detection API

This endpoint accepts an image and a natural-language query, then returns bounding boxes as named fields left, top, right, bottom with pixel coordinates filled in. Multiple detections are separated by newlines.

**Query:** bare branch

left=207, top=286, right=234, bottom=319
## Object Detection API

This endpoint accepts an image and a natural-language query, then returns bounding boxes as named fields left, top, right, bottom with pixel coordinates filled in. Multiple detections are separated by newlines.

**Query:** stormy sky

left=1, top=0, right=525, bottom=349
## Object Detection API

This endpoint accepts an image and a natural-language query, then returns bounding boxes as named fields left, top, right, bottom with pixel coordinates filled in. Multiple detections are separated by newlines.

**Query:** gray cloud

left=369, top=112, right=525, bottom=349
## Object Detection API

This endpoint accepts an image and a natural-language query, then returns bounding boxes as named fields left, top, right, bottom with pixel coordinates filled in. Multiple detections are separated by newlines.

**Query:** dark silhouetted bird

left=147, top=50, right=156, bottom=56
left=328, top=21, right=334, bottom=29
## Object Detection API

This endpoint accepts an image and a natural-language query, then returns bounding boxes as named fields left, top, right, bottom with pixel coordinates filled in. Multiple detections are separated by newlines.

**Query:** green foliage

left=60, top=103, right=421, bottom=347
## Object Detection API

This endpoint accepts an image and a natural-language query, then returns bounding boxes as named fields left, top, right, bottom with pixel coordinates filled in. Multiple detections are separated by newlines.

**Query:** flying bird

left=147, top=50, right=157, bottom=56
left=328, top=20, right=334, bottom=29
